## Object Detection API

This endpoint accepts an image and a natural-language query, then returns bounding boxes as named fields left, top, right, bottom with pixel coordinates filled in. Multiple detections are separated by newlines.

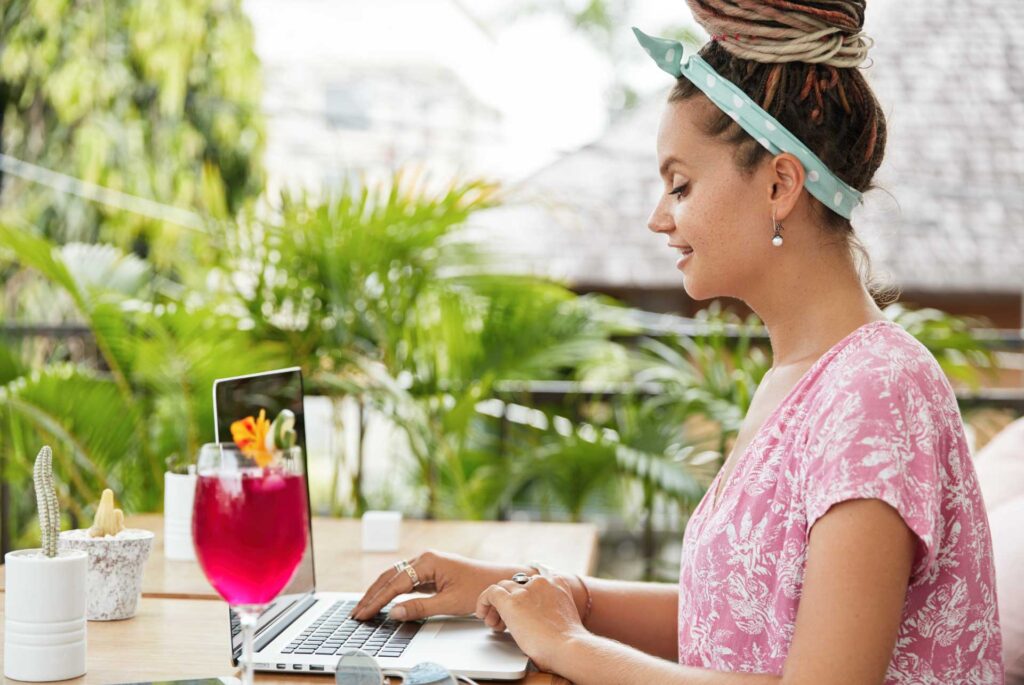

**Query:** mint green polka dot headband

left=632, top=27, right=863, bottom=220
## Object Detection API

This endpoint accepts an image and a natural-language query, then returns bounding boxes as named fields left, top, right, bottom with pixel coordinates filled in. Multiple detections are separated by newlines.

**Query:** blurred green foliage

left=0, top=0, right=263, bottom=266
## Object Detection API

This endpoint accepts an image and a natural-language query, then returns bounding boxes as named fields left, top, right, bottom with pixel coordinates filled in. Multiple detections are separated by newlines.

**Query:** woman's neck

left=743, top=243, right=886, bottom=369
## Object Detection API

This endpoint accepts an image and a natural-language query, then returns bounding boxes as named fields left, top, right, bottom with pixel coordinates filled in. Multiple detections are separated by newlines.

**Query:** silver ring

left=511, top=572, right=531, bottom=585
left=394, top=560, right=420, bottom=587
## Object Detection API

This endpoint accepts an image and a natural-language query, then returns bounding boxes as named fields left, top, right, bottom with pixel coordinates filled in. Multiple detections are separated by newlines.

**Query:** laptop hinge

left=232, top=594, right=319, bottom=661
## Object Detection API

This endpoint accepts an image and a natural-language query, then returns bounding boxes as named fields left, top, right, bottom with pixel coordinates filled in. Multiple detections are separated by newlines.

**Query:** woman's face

left=648, top=97, right=776, bottom=302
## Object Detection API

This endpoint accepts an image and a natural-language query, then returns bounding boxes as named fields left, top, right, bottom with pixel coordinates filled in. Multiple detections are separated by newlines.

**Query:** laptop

left=212, top=367, right=530, bottom=680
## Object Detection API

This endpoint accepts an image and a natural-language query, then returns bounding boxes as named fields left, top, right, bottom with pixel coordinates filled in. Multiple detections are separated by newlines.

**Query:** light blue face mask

left=632, top=27, right=863, bottom=220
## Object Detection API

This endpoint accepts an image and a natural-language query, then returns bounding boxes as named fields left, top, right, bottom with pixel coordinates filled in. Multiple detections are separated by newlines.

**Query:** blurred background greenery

left=1, top=0, right=1018, bottom=582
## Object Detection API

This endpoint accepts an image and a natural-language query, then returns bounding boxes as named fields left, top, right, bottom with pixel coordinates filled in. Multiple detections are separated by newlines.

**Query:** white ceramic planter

left=58, top=529, right=154, bottom=621
left=3, top=549, right=88, bottom=682
left=163, top=471, right=197, bottom=561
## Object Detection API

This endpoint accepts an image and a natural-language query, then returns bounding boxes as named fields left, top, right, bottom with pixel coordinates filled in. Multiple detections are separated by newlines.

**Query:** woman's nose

left=647, top=205, right=674, bottom=235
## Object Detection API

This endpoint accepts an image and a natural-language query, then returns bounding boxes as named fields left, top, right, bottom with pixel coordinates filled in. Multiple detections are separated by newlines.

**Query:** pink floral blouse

left=678, top=319, right=1004, bottom=683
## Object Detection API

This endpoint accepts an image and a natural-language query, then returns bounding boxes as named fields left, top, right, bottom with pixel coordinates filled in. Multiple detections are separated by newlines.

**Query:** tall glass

left=192, top=442, right=309, bottom=685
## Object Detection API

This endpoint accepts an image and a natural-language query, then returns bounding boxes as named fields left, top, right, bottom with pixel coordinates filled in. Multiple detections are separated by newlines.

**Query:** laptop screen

left=212, top=367, right=316, bottom=650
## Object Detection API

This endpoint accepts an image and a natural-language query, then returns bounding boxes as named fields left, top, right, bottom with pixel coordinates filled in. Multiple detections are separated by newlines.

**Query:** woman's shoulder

left=816, top=320, right=957, bottom=416
left=800, top=320, right=965, bottom=453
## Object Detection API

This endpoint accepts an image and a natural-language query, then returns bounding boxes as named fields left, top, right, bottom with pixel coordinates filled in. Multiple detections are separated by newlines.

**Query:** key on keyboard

left=281, top=600, right=422, bottom=658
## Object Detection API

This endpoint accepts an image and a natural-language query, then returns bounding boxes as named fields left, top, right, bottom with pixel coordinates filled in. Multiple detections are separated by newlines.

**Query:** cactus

left=33, top=446, right=60, bottom=558
left=89, top=488, right=127, bottom=537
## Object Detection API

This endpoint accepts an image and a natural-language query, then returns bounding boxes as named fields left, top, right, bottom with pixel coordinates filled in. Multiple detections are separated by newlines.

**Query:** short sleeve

left=801, top=358, right=945, bottom=582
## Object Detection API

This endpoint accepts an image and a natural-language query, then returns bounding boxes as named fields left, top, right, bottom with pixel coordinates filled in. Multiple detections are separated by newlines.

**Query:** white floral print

left=678, top=320, right=1004, bottom=683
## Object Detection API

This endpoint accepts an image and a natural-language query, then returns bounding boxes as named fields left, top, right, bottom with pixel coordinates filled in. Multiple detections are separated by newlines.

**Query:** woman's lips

left=670, top=243, right=693, bottom=269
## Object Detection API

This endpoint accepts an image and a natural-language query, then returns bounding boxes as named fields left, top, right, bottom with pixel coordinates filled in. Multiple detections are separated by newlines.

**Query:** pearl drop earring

left=771, top=208, right=784, bottom=247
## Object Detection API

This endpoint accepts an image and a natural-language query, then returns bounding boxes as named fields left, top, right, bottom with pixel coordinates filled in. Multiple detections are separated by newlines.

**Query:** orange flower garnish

left=230, top=408, right=273, bottom=468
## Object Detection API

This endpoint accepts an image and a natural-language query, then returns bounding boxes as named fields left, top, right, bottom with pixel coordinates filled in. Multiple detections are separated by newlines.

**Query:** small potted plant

left=164, top=452, right=197, bottom=561
left=3, top=446, right=88, bottom=682
left=58, top=488, right=155, bottom=621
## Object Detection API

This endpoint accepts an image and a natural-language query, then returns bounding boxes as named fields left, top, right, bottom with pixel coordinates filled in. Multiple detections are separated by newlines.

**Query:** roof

left=472, top=0, right=1024, bottom=294
left=855, top=0, right=1024, bottom=292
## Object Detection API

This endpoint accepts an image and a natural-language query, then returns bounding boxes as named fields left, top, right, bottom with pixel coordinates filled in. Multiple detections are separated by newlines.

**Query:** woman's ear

left=769, top=152, right=806, bottom=221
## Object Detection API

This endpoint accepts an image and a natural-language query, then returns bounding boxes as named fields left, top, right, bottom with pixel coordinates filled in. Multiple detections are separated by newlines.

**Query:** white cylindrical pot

left=164, top=471, right=197, bottom=561
left=4, top=549, right=88, bottom=682
left=58, top=529, right=154, bottom=621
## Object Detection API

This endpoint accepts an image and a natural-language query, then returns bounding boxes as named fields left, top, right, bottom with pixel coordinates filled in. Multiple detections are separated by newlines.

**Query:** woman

left=353, top=1, right=1004, bottom=682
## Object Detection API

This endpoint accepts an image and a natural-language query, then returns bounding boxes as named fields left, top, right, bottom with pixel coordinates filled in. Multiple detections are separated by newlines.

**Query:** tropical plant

left=0, top=0, right=263, bottom=265
left=213, top=176, right=631, bottom=519
left=209, top=176, right=501, bottom=515
left=0, top=226, right=155, bottom=510
left=882, top=303, right=999, bottom=389
left=505, top=420, right=622, bottom=522
left=0, top=224, right=288, bottom=549
left=627, top=302, right=770, bottom=469
left=571, top=303, right=769, bottom=578
left=399, top=278, right=623, bottom=519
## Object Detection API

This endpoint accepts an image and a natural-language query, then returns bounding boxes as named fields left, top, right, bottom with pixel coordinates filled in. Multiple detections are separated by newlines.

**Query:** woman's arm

left=487, top=498, right=916, bottom=684
left=570, top=577, right=680, bottom=661
left=561, top=633, right=781, bottom=684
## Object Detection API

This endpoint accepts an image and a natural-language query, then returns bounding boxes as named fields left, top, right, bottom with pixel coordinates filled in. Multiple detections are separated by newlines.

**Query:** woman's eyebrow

left=659, top=155, right=686, bottom=178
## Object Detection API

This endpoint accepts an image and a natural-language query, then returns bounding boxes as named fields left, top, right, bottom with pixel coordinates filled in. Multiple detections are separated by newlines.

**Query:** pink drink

left=192, top=470, right=308, bottom=605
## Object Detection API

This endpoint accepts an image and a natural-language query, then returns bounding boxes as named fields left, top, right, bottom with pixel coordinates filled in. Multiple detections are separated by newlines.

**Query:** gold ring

left=395, top=560, right=419, bottom=587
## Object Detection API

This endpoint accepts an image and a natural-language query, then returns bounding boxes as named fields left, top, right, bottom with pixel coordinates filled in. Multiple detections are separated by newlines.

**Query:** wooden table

left=1, top=514, right=599, bottom=598
left=1, top=516, right=595, bottom=683
left=0, top=597, right=570, bottom=684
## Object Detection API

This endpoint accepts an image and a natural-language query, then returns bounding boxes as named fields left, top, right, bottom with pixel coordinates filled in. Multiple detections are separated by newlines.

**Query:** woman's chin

left=681, top=276, right=722, bottom=303
left=679, top=260, right=734, bottom=302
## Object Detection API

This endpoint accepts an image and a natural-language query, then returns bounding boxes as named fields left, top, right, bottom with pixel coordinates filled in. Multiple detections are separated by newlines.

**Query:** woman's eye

left=669, top=184, right=688, bottom=198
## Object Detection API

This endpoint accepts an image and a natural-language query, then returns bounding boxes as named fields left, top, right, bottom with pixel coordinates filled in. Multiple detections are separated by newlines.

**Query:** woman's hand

left=351, top=550, right=530, bottom=622
left=475, top=575, right=587, bottom=673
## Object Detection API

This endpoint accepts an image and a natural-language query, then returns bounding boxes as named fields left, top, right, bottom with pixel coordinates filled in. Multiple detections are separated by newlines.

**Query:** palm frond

left=0, top=364, right=140, bottom=510
left=883, top=303, right=999, bottom=389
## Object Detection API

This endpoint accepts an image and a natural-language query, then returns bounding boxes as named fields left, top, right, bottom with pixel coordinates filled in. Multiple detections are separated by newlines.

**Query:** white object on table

left=164, top=469, right=197, bottom=561
left=3, top=548, right=88, bottom=682
left=361, top=510, right=402, bottom=552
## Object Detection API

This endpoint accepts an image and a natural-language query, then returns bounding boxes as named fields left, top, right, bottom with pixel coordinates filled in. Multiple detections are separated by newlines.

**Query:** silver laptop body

left=213, top=368, right=530, bottom=680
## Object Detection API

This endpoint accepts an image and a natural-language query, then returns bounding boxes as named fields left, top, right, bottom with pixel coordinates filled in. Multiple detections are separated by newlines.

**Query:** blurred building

left=261, top=60, right=502, bottom=198
left=246, top=0, right=622, bottom=192
left=856, top=0, right=1024, bottom=328
left=471, top=0, right=1024, bottom=332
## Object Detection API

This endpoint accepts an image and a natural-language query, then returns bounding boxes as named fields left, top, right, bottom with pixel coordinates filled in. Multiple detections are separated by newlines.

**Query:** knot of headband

left=632, top=27, right=863, bottom=220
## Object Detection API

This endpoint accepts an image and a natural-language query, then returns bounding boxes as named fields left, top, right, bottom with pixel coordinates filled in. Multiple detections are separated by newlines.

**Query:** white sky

left=244, top=0, right=692, bottom=178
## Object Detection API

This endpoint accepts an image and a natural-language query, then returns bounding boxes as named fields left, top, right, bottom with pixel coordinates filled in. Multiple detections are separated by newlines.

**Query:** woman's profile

left=352, top=1, right=1005, bottom=682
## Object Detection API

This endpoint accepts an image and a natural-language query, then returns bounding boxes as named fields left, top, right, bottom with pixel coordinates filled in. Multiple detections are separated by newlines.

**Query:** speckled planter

left=57, top=529, right=154, bottom=621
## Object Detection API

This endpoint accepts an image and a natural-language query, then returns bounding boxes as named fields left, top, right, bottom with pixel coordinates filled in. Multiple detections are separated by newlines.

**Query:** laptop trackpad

left=423, top=618, right=526, bottom=662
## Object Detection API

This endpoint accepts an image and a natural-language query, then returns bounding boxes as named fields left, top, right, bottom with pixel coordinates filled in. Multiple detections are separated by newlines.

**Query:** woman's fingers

left=388, top=593, right=457, bottom=622
left=352, top=568, right=402, bottom=619
left=475, top=580, right=517, bottom=621
left=353, top=553, right=433, bottom=620
left=482, top=606, right=506, bottom=632
left=475, top=578, right=531, bottom=631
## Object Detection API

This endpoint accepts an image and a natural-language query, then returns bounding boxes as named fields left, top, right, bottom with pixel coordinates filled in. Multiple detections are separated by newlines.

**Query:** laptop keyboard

left=281, top=600, right=422, bottom=659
